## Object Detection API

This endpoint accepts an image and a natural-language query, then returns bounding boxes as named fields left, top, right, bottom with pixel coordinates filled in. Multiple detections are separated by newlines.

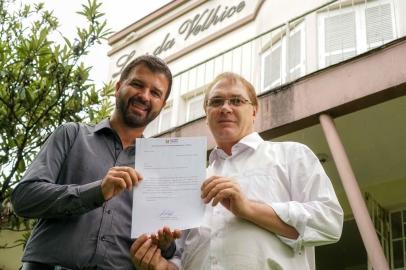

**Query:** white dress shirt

left=174, top=132, right=343, bottom=270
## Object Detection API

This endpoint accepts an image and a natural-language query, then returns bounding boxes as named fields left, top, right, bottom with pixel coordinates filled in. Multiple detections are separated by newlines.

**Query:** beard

left=116, top=95, right=160, bottom=128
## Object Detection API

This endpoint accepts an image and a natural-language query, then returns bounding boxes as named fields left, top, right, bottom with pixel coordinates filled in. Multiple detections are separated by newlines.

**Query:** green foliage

left=0, top=0, right=115, bottom=231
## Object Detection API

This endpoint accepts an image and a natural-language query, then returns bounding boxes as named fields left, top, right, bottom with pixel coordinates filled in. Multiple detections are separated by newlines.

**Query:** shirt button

left=101, top=236, right=106, bottom=241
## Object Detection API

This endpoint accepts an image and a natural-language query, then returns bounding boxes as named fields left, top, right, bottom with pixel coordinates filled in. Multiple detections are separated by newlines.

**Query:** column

left=319, top=114, right=389, bottom=270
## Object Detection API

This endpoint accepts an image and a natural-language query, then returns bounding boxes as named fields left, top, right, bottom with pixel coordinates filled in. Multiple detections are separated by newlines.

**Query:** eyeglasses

left=206, top=97, right=252, bottom=108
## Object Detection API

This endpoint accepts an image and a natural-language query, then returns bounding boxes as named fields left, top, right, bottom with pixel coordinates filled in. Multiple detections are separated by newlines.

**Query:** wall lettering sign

left=111, top=0, right=262, bottom=78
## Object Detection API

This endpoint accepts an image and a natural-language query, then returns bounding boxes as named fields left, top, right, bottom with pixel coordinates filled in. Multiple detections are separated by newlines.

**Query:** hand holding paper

left=130, top=234, right=173, bottom=270
left=150, top=226, right=182, bottom=250
left=131, top=137, right=207, bottom=238
left=101, top=166, right=143, bottom=200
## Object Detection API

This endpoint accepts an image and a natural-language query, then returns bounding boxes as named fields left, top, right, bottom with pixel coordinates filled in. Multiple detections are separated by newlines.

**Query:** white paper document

left=131, top=137, right=207, bottom=238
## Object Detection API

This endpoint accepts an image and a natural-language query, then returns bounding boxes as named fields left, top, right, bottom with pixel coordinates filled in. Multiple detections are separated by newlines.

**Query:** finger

left=132, top=237, right=154, bottom=268
left=201, top=178, right=221, bottom=199
left=134, top=239, right=154, bottom=268
left=162, top=227, right=173, bottom=240
left=157, top=228, right=172, bottom=249
left=122, top=166, right=142, bottom=186
left=151, top=234, right=159, bottom=246
left=173, top=229, right=182, bottom=239
left=140, top=244, right=158, bottom=269
left=203, top=181, right=234, bottom=203
left=112, top=166, right=142, bottom=187
left=211, top=188, right=235, bottom=206
left=159, top=228, right=166, bottom=239
left=149, top=247, right=162, bottom=269
left=162, top=226, right=171, bottom=235
left=108, top=177, right=127, bottom=193
left=201, top=177, right=231, bottom=199
left=201, top=175, right=219, bottom=191
left=160, top=227, right=181, bottom=240
left=130, top=234, right=149, bottom=256
left=133, top=167, right=144, bottom=182
left=108, top=170, right=131, bottom=189
left=156, top=229, right=165, bottom=246
left=111, top=170, right=133, bottom=190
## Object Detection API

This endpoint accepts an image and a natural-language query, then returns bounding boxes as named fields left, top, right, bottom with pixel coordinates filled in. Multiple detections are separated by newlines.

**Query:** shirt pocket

left=233, top=169, right=277, bottom=204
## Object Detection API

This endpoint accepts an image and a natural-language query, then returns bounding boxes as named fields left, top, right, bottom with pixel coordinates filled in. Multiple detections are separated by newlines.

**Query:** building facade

left=108, top=0, right=406, bottom=269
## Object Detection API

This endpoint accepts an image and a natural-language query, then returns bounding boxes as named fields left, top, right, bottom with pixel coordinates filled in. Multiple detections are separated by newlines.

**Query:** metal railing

left=149, top=0, right=403, bottom=136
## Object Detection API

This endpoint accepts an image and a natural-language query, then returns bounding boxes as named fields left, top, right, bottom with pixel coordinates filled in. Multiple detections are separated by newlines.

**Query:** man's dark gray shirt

left=12, top=119, right=142, bottom=269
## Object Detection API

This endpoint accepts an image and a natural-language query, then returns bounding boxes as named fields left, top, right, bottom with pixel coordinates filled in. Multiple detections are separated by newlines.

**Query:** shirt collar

left=93, top=118, right=144, bottom=148
left=94, top=118, right=113, bottom=133
left=209, top=132, right=264, bottom=164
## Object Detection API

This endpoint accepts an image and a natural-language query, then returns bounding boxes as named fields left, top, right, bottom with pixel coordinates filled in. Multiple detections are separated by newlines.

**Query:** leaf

left=24, top=88, right=33, bottom=105
left=63, top=37, right=72, bottom=48
left=17, top=158, right=26, bottom=173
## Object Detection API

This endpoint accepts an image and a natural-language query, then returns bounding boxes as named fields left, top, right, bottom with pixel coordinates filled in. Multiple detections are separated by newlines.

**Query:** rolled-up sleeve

left=270, top=143, right=343, bottom=252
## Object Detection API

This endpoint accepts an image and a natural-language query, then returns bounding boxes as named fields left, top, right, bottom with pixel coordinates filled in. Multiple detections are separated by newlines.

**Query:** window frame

left=317, top=0, right=396, bottom=68
left=260, top=21, right=306, bottom=92
left=185, top=92, right=205, bottom=122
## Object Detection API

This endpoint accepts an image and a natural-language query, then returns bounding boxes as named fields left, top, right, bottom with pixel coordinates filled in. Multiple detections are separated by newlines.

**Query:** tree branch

left=0, top=243, right=24, bottom=249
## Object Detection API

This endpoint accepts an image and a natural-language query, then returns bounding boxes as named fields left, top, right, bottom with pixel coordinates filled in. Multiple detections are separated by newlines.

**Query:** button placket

left=93, top=201, right=114, bottom=263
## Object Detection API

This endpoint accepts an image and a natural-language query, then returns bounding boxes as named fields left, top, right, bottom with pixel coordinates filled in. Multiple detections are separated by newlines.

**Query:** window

left=261, top=22, right=305, bottom=91
left=288, top=28, right=305, bottom=81
left=323, top=10, right=357, bottom=66
left=159, top=107, right=172, bottom=132
left=144, top=118, right=159, bottom=137
left=186, top=93, right=205, bottom=122
left=365, top=3, right=395, bottom=48
left=262, top=42, right=282, bottom=89
left=390, top=209, right=406, bottom=270
left=318, top=0, right=396, bottom=68
left=143, top=104, right=172, bottom=137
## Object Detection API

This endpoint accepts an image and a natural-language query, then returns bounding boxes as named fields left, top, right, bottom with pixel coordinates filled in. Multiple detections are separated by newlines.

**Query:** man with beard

left=12, top=55, right=180, bottom=270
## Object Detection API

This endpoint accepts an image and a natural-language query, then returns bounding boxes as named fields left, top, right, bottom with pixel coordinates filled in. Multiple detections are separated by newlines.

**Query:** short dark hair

left=119, top=55, right=172, bottom=101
